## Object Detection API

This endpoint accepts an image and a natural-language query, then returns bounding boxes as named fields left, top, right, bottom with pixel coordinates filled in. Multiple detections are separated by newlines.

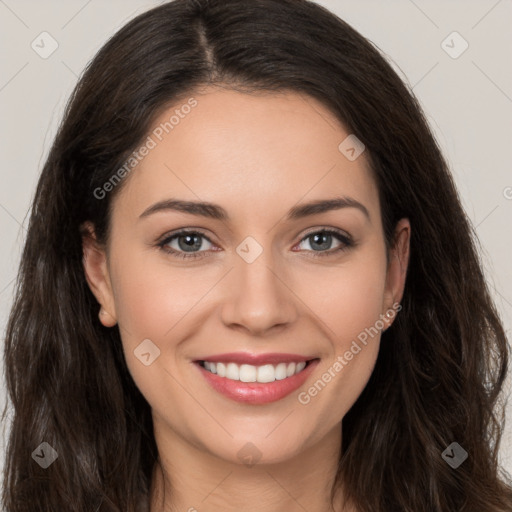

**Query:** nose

left=219, top=247, right=298, bottom=336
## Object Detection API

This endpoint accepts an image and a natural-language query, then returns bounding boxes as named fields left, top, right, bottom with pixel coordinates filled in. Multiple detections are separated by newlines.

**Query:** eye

left=156, top=227, right=354, bottom=260
left=157, top=230, right=215, bottom=259
left=294, top=228, right=353, bottom=258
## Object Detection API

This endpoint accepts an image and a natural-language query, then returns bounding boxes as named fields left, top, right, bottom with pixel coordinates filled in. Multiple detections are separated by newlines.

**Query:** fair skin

left=82, top=87, right=410, bottom=512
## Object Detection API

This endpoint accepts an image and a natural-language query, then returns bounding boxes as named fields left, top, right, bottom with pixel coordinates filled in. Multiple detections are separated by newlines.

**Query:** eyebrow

left=139, top=196, right=370, bottom=222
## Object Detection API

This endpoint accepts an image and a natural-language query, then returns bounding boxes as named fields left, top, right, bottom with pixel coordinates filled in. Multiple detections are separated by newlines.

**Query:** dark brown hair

left=2, top=0, right=512, bottom=510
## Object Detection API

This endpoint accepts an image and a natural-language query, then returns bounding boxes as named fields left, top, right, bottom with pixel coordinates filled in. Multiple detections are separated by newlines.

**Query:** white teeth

left=216, top=362, right=226, bottom=377
left=286, top=362, right=296, bottom=377
left=275, top=363, right=288, bottom=380
left=201, top=360, right=309, bottom=382
left=225, top=363, right=239, bottom=380
left=239, top=364, right=257, bottom=383
left=257, top=364, right=275, bottom=383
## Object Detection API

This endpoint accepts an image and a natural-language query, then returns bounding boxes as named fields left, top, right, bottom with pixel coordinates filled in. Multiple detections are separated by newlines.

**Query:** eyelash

left=156, top=228, right=354, bottom=260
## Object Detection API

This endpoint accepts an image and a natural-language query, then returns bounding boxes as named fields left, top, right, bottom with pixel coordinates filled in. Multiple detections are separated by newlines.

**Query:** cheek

left=109, top=257, right=199, bottom=416
left=111, top=250, right=212, bottom=340
left=295, top=253, right=387, bottom=415
left=303, top=253, right=387, bottom=346
left=108, top=251, right=223, bottom=393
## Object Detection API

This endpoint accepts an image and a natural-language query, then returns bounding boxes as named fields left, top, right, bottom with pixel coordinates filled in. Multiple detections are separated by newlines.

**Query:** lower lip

left=195, top=359, right=320, bottom=404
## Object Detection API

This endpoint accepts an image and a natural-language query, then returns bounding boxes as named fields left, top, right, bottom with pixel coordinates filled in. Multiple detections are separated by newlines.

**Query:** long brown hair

left=2, top=0, right=512, bottom=510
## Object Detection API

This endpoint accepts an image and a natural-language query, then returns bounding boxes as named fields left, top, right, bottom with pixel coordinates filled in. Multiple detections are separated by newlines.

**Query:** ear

left=381, top=218, right=410, bottom=330
left=80, top=221, right=117, bottom=327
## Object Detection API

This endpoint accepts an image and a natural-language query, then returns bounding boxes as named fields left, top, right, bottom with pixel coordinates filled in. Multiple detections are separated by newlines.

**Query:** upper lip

left=195, top=352, right=316, bottom=366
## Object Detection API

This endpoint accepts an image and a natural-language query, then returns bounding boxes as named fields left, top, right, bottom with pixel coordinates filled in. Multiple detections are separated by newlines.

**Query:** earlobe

left=382, top=218, right=411, bottom=330
left=81, top=221, right=118, bottom=327
left=98, top=306, right=118, bottom=328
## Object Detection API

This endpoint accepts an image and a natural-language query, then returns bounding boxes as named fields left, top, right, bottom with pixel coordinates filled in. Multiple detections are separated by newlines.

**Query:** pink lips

left=193, top=353, right=320, bottom=405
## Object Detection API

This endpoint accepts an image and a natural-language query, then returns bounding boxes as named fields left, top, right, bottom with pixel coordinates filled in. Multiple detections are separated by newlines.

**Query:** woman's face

left=83, top=88, right=409, bottom=465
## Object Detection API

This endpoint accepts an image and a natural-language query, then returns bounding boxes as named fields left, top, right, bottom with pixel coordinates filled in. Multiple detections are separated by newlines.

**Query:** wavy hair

left=2, top=0, right=512, bottom=510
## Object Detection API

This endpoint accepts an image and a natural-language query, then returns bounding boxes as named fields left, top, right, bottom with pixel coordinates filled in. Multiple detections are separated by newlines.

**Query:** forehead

left=113, top=88, right=380, bottom=225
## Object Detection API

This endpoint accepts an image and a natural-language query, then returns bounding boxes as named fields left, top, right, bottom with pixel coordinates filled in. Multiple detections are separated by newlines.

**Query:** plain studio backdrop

left=0, top=0, right=511, bottom=487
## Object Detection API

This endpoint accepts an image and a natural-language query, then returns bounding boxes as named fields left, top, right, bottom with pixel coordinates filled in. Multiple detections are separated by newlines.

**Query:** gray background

left=1, top=0, right=511, bottom=481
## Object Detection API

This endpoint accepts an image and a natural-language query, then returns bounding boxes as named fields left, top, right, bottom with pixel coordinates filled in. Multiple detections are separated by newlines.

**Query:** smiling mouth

left=197, top=359, right=318, bottom=383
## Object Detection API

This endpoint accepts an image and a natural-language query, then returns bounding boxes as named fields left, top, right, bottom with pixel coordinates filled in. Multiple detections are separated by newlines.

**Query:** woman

left=2, top=0, right=512, bottom=510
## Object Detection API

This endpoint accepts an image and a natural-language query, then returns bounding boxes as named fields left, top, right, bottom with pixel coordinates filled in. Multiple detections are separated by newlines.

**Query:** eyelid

left=298, top=225, right=352, bottom=242
left=156, top=227, right=214, bottom=245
